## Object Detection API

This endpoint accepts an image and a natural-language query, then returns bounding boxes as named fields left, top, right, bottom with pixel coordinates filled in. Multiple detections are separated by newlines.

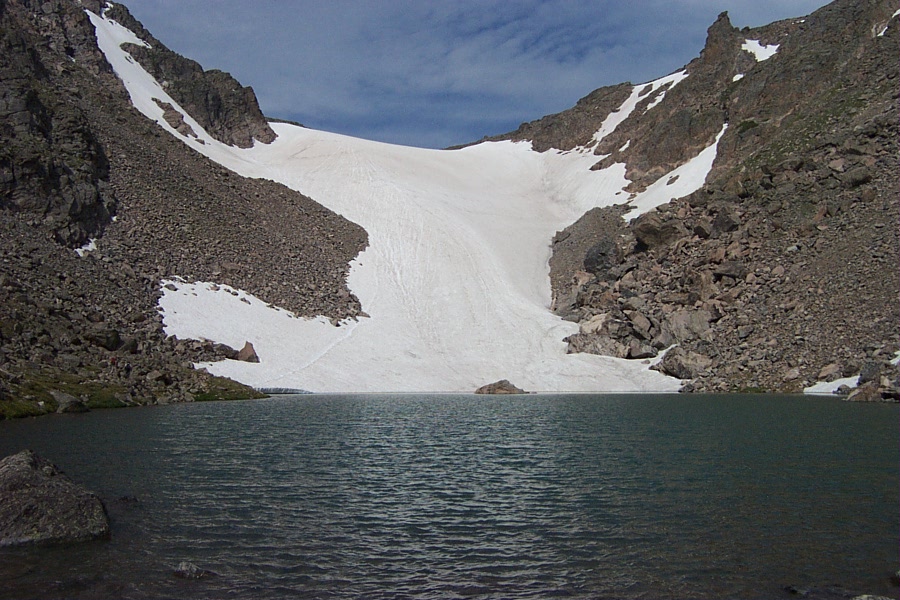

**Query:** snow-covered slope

left=88, top=8, right=729, bottom=393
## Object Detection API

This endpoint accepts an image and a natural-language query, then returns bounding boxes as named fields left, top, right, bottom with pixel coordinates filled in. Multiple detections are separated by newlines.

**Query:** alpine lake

left=0, top=393, right=897, bottom=599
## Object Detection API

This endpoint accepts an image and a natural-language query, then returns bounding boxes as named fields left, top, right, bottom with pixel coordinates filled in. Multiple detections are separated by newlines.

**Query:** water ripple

left=0, top=394, right=896, bottom=599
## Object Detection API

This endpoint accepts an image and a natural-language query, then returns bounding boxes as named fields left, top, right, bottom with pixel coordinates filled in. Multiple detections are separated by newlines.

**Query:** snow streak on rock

left=622, top=124, right=728, bottom=220
left=876, top=10, right=899, bottom=36
left=591, top=70, right=689, bottom=145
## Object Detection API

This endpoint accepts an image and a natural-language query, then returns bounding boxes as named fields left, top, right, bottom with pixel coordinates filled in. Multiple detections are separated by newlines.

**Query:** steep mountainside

left=505, top=0, right=898, bottom=395
left=0, top=0, right=366, bottom=416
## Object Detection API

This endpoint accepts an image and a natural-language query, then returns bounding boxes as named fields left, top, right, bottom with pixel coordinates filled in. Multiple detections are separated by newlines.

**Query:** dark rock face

left=0, top=0, right=116, bottom=247
left=104, top=4, right=276, bottom=149
left=475, top=379, right=527, bottom=395
left=0, top=450, right=109, bottom=546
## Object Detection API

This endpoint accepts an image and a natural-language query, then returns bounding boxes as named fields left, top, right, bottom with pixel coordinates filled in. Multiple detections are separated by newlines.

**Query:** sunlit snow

left=622, top=125, right=727, bottom=220
left=74, top=238, right=97, bottom=257
left=86, top=10, right=729, bottom=393
left=876, top=10, right=899, bottom=36
left=804, top=375, right=860, bottom=395
left=742, top=39, right=779, bottom=62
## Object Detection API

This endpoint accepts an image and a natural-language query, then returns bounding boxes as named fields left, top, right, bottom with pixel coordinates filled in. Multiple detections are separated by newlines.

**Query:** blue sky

left=120, top=1, right=832, bottom=149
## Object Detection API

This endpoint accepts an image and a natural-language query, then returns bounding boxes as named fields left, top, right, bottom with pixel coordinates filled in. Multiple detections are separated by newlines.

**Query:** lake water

left=0, top=394, right=897, bottom=599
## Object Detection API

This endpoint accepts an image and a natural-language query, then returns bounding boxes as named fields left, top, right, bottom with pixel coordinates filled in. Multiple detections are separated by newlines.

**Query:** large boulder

left=475, top=380, right=527, bottom=395
left=236, top=341, right=260, bottom=363
left=652, top=347, right=712, bottom=380
left=664, top=309, right=714, bottom=342
left=0, top=450, right=109, bottom=547
left=632, top=212, right=689, bottom=250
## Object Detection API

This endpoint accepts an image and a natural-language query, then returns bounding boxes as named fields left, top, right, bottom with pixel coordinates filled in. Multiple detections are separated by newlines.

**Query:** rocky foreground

left=0, top=450, right=109, bottom=546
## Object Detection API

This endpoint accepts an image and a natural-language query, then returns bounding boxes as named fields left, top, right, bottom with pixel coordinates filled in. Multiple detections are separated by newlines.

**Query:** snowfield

left=88, top=7, right=733, bottom=393
left=742, top=39, right=780, bottom=62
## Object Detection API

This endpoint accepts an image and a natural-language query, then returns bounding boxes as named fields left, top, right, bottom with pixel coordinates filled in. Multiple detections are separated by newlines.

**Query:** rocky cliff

left=0, top=0, right=366, bottom=416
left=520, top=0, right=899, bottom=395
left=0, top=0, right=116, bottom=247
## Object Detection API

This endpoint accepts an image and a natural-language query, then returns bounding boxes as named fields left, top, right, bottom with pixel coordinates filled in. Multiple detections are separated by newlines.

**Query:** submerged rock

left=173, top=561, right=218, bottom=580
left=0, top=450, right=109, bottom=547
left=475, top=380, right=527, bottom=395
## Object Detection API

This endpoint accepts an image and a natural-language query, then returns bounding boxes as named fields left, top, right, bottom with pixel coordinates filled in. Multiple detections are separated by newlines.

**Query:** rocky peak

left=699, top=12, right=739, bottom=65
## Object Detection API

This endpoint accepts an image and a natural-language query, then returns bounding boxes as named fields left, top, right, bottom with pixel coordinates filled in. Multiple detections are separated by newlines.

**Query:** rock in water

left=173, top=561, right=217, bottom=579
left=0, top=450, right=109, bottom=547
left=475, top=380, right=527, bottom=395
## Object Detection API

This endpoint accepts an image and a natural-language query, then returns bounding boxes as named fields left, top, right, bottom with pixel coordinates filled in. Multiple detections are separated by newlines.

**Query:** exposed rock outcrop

left=475, top=380, right=527, bottom=395
left=236, top=341, right=259, bottom=363
left=0, top=0, right=116, bottom=247
left=0, top=450, right=109, bottom=546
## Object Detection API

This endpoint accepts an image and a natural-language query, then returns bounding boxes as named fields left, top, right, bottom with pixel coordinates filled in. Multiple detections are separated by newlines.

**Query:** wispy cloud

left=121, top=0, right=830, bottom=148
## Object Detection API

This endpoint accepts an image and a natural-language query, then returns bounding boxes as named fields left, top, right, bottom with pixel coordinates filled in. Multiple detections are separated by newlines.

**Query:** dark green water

left=0, top=394, right=897, bottom=599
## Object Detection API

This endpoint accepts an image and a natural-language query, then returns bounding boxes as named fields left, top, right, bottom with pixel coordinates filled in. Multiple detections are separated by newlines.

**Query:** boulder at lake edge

left=475, top=380, right=527, bottom=395
left=0, top=450, right=109, bottom=547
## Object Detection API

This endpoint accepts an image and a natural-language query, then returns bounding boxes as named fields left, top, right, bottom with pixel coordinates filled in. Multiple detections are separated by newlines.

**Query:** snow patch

left=74, top=239, right=97, bottom=257
left=159, top=276, right=679, bottom=393
left=85, top=10, right=220, bottom=148
left=619, top=140, right=631, bottom=152
left=591, top=70, right=688, bottom=144
left=622, top=124, right=728, bottom=220
left=732, top=73, right=745, bottom=82
left=742, top=39, right=779, bottom=62
left=804, top=375, right=860, bottom=395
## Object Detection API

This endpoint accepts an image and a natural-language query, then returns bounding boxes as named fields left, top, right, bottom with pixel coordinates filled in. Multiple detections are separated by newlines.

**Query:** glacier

left=88, top=7, right=730, bottom=393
